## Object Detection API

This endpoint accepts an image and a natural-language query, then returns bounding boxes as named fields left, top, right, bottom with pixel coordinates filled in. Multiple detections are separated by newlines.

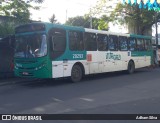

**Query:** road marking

left=60, top=108, right=75, bottom=113
left=79, top=98, right=94, bottom=102
left=34, top=107, right=45, bottom=112
left=52, top=98, right=63, bottom=102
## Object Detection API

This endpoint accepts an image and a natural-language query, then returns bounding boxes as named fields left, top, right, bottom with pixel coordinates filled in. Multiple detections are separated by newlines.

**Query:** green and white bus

left=14, top=22, right=153, bottom=82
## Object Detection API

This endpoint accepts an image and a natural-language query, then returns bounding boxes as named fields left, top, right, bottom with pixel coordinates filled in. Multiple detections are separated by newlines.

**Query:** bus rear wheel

left=71, top=65, right=82, bottom=82
left=127, top=61, right=135, bottom=74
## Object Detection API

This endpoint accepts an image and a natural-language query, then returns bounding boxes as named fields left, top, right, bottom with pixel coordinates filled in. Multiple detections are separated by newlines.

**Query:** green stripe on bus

left=130, top=34, right=152, bottom=39
left=54, top=51, right=87, bottom=61
left=131, top=51, right=153, bottom=57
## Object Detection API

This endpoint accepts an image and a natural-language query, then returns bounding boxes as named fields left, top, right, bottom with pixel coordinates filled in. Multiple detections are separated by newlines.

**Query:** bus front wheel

left=71, top=65, right=82, bottom=82
left=127, top=61, right=135, bottom=74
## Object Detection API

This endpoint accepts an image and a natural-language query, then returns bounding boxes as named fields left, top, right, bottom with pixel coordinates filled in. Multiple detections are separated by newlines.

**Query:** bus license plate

left=23, top=72, right=29, bottom=75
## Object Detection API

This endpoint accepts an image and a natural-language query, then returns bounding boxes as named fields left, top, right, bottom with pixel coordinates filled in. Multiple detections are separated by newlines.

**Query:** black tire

left=127, top=61, right=135, bottom=74
left=71, top=65, right=82, bottom=82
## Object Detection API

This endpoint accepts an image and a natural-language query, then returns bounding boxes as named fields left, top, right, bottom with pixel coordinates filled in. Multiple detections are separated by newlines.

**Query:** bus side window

left=108, top=35, right=118, bottom=51
left=119, top=36, right=128, bottom=51
left=69, top=31, right=84, bottom=51
left=48, top=28, right=66, bottom=59
left=97, top=34, right=108, bottom=51
left=128, top=38, right=136, bottom=51
left=144, top=39, right=151, bottom=50
left=10, top=35, right=15, bottom=49
left=137, top=38, right=145, bottom=51
left=84, top=32, right=97, bottom=51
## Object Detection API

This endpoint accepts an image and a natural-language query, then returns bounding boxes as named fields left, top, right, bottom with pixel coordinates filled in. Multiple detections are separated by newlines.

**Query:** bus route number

left=73, top=54, right=83, bottom=59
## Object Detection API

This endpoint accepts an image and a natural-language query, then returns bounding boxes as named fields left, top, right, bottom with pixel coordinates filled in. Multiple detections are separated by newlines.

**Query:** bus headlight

left=14, top=63, right=22, bottom=69
left=14, top=65, right=18, bottom=69
left=35, top=63, right=46, bottom=71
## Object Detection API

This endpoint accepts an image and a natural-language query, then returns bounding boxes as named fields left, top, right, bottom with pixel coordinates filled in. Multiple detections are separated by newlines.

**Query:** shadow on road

left=0, top=68, right=158, bottom=114
left=6, top=67, right=153, bottom=88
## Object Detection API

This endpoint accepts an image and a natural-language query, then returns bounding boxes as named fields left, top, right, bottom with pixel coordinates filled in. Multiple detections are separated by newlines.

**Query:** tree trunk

left=128, top=24, right=152, bottom=36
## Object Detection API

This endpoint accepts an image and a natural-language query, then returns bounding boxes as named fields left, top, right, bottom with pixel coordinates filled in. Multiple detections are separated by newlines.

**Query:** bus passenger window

left=53, top=36, right=66, bottom=52
left=108, top=35, right=118, bottom=51
left=137, top=39, right=145, bottom=51
left=97, top=34, right=108, bottom=51
left=84, top=32, right=97, bottom=51
left=48, top=28, right=66, bottom=59
left=119, top=36, right=128, bottom=51
left=144, top=39, right=151, bottom=50
left=69, top=31, right=84, bottom=51
left=129, top=38, right=136, bottom=51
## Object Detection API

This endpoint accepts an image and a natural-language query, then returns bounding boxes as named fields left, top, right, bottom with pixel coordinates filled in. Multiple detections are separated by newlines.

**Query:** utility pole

left=155, top=13, right=158, bottom=49
left=155, top=12, right=158, bottom=65
left=90, top=8, right=92, bottom=29
left=66, top=9, right=68, bottom=22
left=90, top=16, right=92, bottom=29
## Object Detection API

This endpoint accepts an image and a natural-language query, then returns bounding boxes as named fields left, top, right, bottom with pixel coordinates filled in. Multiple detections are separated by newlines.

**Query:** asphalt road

left=0, top=68, right=160, bottom=123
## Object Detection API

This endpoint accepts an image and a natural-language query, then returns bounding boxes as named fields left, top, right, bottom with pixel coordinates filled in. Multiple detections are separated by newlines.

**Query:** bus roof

left=130, top=34, right=152, bottom=39
left=15, top=22, right=152, bottom=39
left=85, top=28, right=130, bottom=37
left=16, top=22, right=130, bottom=36
left=45, top=23, right=85, bottom=32
left=15, top=22, right=85, bottom=33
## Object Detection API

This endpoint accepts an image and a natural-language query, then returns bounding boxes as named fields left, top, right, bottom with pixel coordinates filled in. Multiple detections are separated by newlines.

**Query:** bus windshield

left=15, top=34, right=47, bottom=58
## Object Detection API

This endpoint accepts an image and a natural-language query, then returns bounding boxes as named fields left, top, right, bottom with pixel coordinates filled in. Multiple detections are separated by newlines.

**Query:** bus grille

left=18, top=67, right=35, bottom=70
left=15, top=60, right=37, bottom=64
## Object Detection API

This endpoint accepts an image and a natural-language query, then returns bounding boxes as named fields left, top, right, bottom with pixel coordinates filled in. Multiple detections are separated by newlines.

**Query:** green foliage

left=90, top=0, right=160, bottom=35
left=49, top=14, right=57, bottom=24
left=90, top=0, right=107, bottom=16
left=97, top=19, right=108, bottom=30
left=65, top=16, right=90, bottom=28
left=110, top=3, right=158, bottom=35
left=0, top=0, right=44, bottom=23
left=65, top=15, right=109, bottom=31
left=0, top=0, right=44, bottom=37
left=97, top=15, right=109, bottom=30
left=0, top=22, right=14, bottom=37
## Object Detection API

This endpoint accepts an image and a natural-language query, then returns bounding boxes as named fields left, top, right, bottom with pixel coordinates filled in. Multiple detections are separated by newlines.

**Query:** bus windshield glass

left=15, top=34, right=47, bottom=58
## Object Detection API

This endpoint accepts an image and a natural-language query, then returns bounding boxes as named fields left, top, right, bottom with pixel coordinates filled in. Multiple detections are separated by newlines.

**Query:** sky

left=30, top=0, right=159, bottom=35
left=31, top=0, right=98, bottom=24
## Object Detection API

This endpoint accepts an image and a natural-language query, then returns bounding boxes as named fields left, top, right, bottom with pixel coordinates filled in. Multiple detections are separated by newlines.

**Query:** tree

left=91, top=0, right=160, bottom=35
left=110, top=3, right=159, bottom=35
left=0, top=22, right=14, bottom=37
left=65, top=15, right=109, bottom=30
left=49, top=14, right=57, bottom=24
left=96, top=15, right=109, bottom=31
left=0, top=0, right=44, bottom=24
left=65, top=16, right=90, bottom=28
left=0, top=0, right=44, bottom=37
